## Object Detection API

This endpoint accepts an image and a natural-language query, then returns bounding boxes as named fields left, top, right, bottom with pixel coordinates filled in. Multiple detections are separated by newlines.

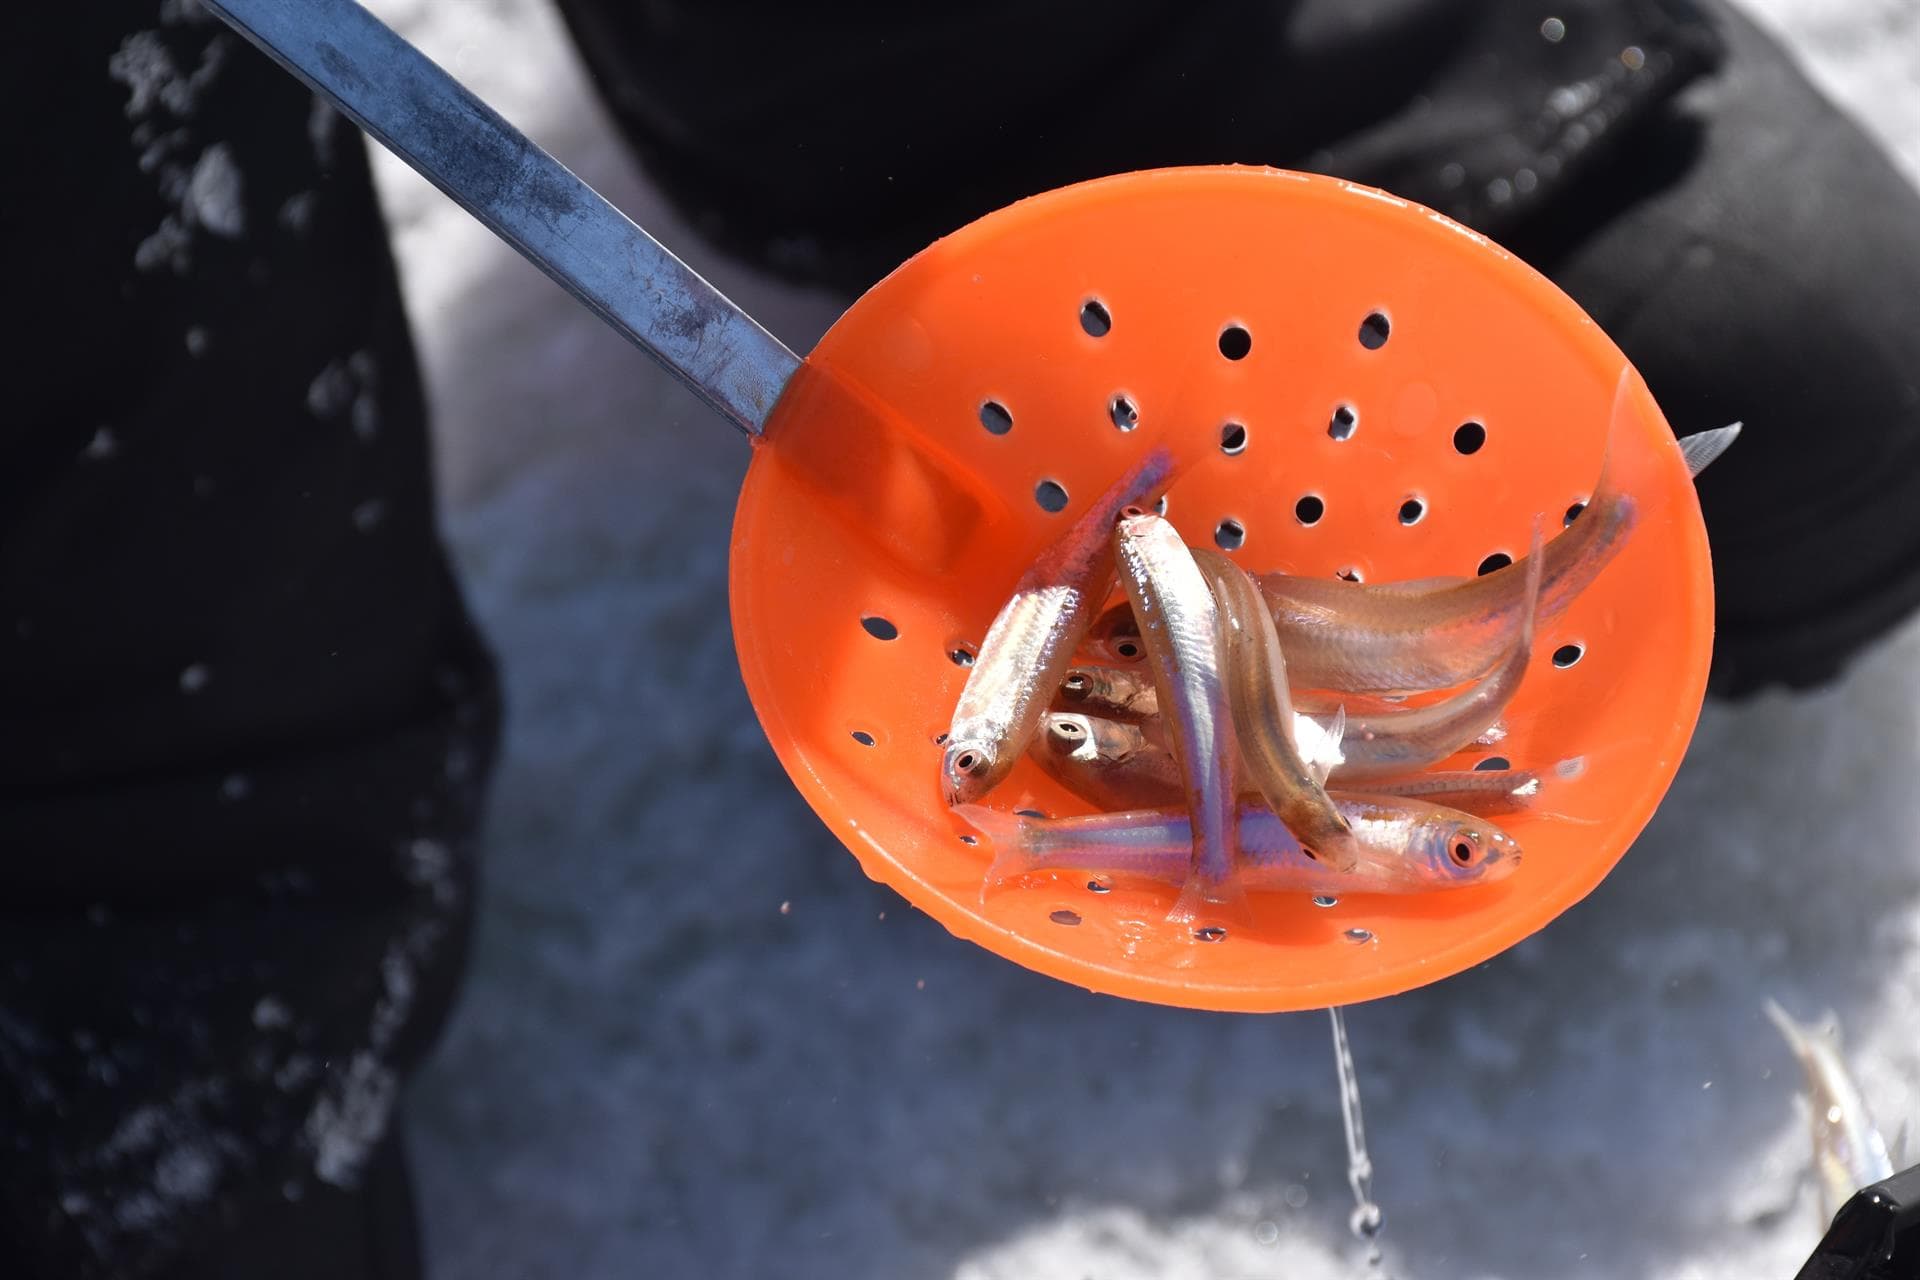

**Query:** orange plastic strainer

left=729, top=167, right=1713, bottom=1014
left=208, top=2, right=1713, bottom=1014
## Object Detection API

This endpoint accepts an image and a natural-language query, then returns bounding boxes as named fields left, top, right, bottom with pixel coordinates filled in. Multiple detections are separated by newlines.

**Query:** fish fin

left=1679, top=422, right=1742, bottom=479
left=1326, top=703, right=1347, bottom=753
left=1169, top=870, right=1245, bottom=927
left=1300, top=705, right=1347, bottom=786
left=1292, top=713, right=1344, bottom=780
left=954, top=805, right=1031, bottom=895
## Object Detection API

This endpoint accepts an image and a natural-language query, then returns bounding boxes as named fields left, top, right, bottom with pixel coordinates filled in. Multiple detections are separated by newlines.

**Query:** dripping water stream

left=1329, top=1005, right=1389, bottom=1274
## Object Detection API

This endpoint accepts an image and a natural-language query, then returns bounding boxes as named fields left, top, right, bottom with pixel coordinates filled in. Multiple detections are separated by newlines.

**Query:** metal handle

left=201, top=0, right=800, bottom=437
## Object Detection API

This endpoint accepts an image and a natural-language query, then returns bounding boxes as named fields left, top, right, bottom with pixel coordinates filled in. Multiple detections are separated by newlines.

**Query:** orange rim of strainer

left=729, top=166, right=1713, bottom=1013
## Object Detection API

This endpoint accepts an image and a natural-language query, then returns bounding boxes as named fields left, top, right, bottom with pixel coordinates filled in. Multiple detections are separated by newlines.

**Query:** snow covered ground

left=356, top=3, right=1920, bottom=1276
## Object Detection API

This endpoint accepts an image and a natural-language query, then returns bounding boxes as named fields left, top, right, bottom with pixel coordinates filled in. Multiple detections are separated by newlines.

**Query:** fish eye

left=1057, top=721, right=1083, bottom=737
left=1063, top=673, right=1089, bottom=692
left=1115, top=640, right=1141, bottom=659
left=1450, top=838, right=1477, bottom=866
left=954, top=751, right=983, bottom=773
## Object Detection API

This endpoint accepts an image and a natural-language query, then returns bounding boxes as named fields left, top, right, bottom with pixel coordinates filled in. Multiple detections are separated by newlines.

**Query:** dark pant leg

left=1, top=5, right=499, bottom=1277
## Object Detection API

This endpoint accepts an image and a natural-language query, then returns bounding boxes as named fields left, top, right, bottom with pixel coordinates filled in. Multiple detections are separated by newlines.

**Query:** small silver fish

left=1358, top=758, right=1586, bottom=816
left=942, top=449, right=1172, bottom=805
left=1330, top=521, right=1543, bottom=782
left=1192, top=547, right=1358, bottom=869
left=1253, top=369, right=1644, bottom=693
left=1766, top=999, right=1896, bottom=1225
left=959, top=796, right=1521, bottom=895
left=1113, top=511, right=1239, bottom=913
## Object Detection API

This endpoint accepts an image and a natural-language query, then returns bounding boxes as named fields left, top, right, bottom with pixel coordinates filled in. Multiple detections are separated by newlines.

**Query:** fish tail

left=954, top=805, right=1036, bottom=894
left=1318, top=704, right=1348, bottom=786
left=1168, top=866, right=1245, bottom=926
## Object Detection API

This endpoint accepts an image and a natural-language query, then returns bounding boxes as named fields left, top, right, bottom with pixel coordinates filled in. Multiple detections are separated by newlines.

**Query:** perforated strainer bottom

left=729, top=166, right=1713, bottom=1013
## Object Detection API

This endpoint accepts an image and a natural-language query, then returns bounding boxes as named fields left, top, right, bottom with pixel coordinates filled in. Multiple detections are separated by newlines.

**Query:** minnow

left=1254, top=368, right=1646, bottom=693
left=1765, top=1000, right=1896, bottom=1226
left=1330, top=522, right=1543, bottom=781
left=942, top=449, right=1172, bottom=805
left=959, top=796, right=1520, bottom=895
left=1113, top=510, right=1238, bottom=914
left=1192, top=547, right=1358, bottom=868
left=1358, top=757, right=1586, bottom=816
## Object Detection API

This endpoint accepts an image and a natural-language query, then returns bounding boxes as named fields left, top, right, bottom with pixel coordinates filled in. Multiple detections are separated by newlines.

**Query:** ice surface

left=352, top=1, right=1920, bottom=1275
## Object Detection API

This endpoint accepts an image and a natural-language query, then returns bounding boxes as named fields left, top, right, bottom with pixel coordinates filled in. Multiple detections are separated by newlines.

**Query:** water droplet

left=1344, top=927, right=1373, bottom=943
left=352, top=498, right=387, bottom=533
left=1350, top=1203, right=1383, bottom=1239
left=1540, top=16, right=1566, bottom=42
left=1313, top=895, right=1338, bottom=908
left=1087, top=878, right=1113, bottom=894
left=1049, top=909, right=1082, bottom=926
left=83, top=427, right=119, bottom=461
left=1284, top=1183, right=1309, bottom=1209
left=179, top=663, right=211, bottom=693
left=778, top=901, right=792, bottom=916
left=1195, top=925, right=1228, bottom=942
left=220, top=773, right=252, bottom=801
left=184, top=326, right=209, bottom=357
left=1253, top=1219, right=1280, bottom=1246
